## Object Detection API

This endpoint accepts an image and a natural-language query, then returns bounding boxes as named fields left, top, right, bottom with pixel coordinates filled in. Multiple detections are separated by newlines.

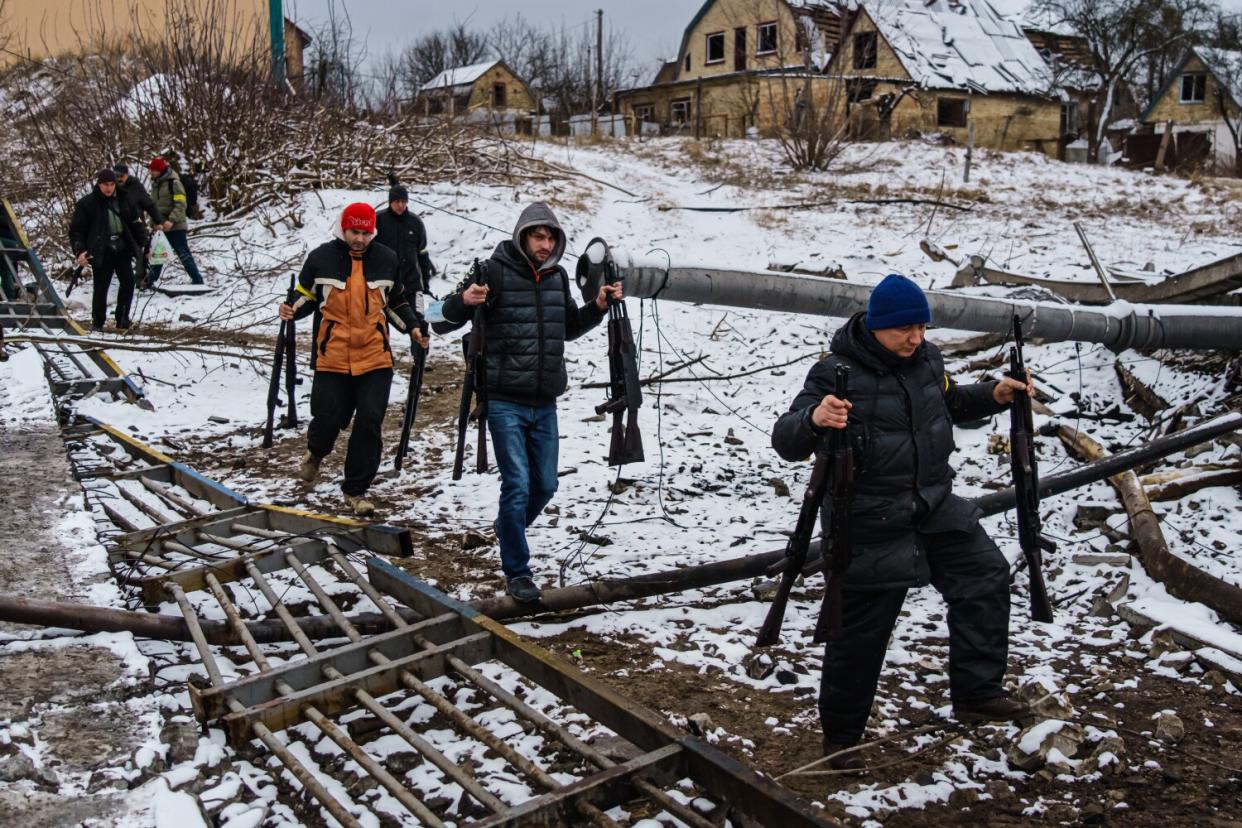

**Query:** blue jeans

left=487, top=400, right=559, bottom=581
left=146, top=229, right=204, bottom=286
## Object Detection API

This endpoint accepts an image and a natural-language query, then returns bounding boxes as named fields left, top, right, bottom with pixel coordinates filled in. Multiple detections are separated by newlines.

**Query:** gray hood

left=512, top=202, right=566, bottom=272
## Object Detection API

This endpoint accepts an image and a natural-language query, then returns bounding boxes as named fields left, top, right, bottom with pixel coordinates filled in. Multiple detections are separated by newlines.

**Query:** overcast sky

left=286, top=0, right=1242, bottom=77
left=286, top=0, right=717, bottom=74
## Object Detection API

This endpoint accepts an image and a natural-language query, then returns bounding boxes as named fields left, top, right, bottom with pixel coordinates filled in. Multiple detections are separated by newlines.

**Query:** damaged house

left=830, top=0, right=1084, bottom=154
left=618, top=0, right=1092, bottom=153
left=417, top=59, right=536, bottom=130
left=1141, top=46, right=1242, bottom=174
left=616, top=0, right=854, bottom=138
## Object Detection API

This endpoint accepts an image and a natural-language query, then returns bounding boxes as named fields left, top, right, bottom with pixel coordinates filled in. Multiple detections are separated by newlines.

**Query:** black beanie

left=112, top=162, right=129, bottom=175
left=96, top=168, right=118, bottom=184
left=389, top=184, right=409, bottom=202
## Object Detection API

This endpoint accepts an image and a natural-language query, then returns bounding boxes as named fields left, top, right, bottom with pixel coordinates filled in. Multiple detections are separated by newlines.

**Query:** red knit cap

left=149, top=157, right=168, bottom=174
left=340, top=202, right=376, bottom=234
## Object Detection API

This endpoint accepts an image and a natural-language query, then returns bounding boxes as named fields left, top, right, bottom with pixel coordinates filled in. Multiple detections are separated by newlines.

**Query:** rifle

left=1009, top=314, right=1055, bottom=623
left=813, top=366, right=856, bottom=644
left=263, top=274, right=300, bottom=449
left=756, top=364, right=851, bottom=647
left=394, top=320, right=430, bottom=472
left=581, top=239, right=643, bottom=466
left=452, top=259, right=488, bottom=480
left=67, top=262, right=86, bottom=297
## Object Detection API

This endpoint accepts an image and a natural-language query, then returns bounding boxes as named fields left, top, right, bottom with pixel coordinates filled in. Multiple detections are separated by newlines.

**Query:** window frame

left=847, top=79, right=876, bottom=103
left=492, top=82, right=507, bottom=108
left=1180, top=72, right=1207, bottom=103
left=853, top=31, right=878, bottom=70
left=634, top=104, right=656, bottom=123
left=670, top=97, right=693, bottom=124
left=937, top=97, right=969, bottom=128
left=705, top=31, right=726, bottom=65
left=757, top=21, right=779, bottom=56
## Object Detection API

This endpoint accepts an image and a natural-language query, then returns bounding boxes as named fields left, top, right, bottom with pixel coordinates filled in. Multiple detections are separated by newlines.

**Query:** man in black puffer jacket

left=374, top=183, right=435, bottom=296
left=437, top=203, right=619, bottom=603
left=68, top=168, right=142, bottom=331
left=771, top=274, right=1034, bottom=770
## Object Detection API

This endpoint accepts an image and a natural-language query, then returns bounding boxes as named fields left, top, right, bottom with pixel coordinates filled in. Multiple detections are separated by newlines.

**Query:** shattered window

left=853, top=32, right=878, bottom=70
left=1180, top=73, right=1206, bottom=103
left=847, top=79, right=876, bottom=103
left=671, top=98, right=692, bottom=124
left=758, top=22, right=779, bottom=55
left=937, top=97, right=968, bottom=128
left=634, top=104, right=655, bottom=123
left=706, top=32, right=726, bottom=64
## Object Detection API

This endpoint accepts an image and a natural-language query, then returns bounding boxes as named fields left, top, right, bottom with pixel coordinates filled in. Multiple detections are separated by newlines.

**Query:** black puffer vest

left=482, top=241, right=574, bottom=406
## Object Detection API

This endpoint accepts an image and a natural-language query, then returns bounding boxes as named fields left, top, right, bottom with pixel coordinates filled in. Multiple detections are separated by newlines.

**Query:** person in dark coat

left=112, top=162, right=163, bottom=287
left=68, top=168, right=142, bottom=331
left=278, top=203, right=429, bottom=517
left=374, top=183, right=435, bottom=296
left=436, top=202, right=619, bottom=603
left=771, top=274, right=1034, bottom=770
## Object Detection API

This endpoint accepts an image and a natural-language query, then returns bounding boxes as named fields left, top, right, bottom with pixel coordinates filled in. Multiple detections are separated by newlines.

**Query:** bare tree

left=1033, top=0, right=1213, bottom=161
left=397, top=21, right=489, bottom=90
left=304, top=0, right=367, bottom=108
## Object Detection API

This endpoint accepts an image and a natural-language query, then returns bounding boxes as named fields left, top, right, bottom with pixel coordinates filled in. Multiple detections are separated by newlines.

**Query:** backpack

left=181, top=172, right=203, bottom=219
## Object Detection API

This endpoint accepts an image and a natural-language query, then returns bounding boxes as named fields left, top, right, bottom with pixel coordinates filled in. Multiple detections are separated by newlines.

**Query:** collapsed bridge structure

left=5, top=206, right=1242, bottom=824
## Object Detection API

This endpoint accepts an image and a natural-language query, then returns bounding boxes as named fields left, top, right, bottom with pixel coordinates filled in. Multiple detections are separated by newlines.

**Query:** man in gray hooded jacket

left=438, top=203, right=619, bottom=602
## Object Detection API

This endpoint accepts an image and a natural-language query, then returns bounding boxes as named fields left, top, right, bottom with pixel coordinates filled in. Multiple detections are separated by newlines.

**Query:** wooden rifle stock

left=1009, top=315, right=1055, bottom=622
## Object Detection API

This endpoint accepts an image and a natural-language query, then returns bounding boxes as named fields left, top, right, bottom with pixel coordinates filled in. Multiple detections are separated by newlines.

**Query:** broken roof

left=1196, top=47, right=1242, bottom=109
left=421, top=60, right=501, bottom=92
left=860, top=0, right=1054, bottom=96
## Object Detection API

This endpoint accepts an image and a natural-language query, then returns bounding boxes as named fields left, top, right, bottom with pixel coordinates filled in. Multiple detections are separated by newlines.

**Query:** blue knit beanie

left=866, top=274, right=931, bottom=330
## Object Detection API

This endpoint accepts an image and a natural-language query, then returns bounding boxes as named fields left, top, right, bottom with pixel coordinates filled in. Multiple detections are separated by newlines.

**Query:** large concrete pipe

left=615, top=252, right=1242, bottom=351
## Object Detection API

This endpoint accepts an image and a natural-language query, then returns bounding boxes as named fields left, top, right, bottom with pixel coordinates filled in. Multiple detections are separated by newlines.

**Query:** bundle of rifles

left=756, top=314, right=1054, bottom=648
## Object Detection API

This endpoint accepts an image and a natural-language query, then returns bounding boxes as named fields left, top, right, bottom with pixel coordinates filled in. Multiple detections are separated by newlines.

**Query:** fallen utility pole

left=1058, top=426, right=1242, bottom=628
left=7, top=413, right=1238, bottom=639
left=615, top=252, right=1242, bottom=351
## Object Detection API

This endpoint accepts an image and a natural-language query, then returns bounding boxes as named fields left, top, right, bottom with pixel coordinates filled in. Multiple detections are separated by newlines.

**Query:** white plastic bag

left=148, top=231, right=171, bottom=266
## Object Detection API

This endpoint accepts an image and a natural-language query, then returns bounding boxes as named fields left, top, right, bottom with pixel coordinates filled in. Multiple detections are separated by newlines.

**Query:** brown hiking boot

left=297, top=451, right=321, bottom=483
left=343, top=493, right=376, bottom=517
left=953, top=695, right=1033, bottom=724
left=823, top=737, right=865, bottom=772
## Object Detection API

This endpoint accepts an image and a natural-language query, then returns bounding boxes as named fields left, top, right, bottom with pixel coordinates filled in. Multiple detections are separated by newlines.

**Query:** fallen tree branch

left=5, top=334, right=269, bottom=363
left=1057, top=425, right=1242, bottom=627
left=581, top=352, right=820, bottom=390
left=658, top=197, right=972, bottom=214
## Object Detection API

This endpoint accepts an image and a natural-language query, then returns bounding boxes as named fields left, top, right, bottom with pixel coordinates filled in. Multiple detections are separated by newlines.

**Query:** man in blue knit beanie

left=772, top=273, right=1034, bottom=771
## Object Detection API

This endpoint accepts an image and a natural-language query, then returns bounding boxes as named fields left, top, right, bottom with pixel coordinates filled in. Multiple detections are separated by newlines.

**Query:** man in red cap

left=145, top=156, right=204, bottom=288
left=278, top=203, right=430, bottom=516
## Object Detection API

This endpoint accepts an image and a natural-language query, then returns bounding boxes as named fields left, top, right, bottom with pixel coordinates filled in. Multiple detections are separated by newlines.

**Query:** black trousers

left=819, top=524, right=1011, bottom=745
left=307, top=367, right=393, bottom=496
left=91, top=251, right=135, bottom=328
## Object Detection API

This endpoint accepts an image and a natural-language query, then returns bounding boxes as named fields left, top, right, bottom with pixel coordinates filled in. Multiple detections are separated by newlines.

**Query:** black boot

left=823, top=736, right=865, bottom=772
left=953, top=694, right=1033, bottom=724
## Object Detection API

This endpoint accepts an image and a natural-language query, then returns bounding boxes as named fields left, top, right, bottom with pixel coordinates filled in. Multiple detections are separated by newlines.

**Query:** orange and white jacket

left=290, top=236, right=421, bottom=375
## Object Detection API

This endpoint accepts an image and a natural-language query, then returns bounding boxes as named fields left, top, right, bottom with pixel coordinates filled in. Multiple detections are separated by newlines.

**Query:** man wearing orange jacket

left=278, top=203, right=429, bottom=516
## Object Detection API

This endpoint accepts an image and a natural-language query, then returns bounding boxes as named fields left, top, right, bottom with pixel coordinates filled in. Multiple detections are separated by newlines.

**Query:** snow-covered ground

left=7, top=136, right=1242, bottom=824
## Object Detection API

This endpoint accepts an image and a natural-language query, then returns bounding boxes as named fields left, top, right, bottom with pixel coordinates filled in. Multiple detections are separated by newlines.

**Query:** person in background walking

left=113, top=162, right=162, bottom=287
left=144, top=156, right=204, bottom=288
left=374, top=182, right=436, bottom=297
left=69, top=168, right=141, bottom=331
